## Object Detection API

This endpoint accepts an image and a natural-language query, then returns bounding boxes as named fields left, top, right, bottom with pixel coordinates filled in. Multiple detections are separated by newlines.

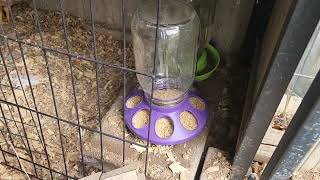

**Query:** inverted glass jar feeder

left=124, top=0, right=208, bottom=145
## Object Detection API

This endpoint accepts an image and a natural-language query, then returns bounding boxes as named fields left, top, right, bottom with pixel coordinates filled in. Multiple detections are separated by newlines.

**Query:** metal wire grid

left=0, top=0, right=161, bottom=179
left=282, top=22, right=320, bottom=116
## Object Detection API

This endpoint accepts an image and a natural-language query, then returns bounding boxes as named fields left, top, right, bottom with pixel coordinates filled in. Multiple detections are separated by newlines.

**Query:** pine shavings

left=169, top=162, right=188, bottom=174
left=130, top=144, right=146, bottom=153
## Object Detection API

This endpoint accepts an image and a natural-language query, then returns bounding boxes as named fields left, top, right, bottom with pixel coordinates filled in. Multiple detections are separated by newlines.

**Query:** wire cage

left=273, top=21, right=320, bottom=129
left=0, top=0, right=177, bottom=179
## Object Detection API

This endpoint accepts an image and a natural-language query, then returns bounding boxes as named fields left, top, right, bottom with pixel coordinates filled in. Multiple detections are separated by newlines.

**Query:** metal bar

left=1, top=35, right=153, bottom=78
left=293, top=73, right=314, bottom=79
left=2, top=7, right=55, bottom=177
left=0, top=142, right=8, bottom=163
left=0, top=135, right=45, bottom=155
left=4, top=1, right=71, bottom=177
left=231, top=0, right=320, bottom=179
left=0, top=0, right=162, bottom=178
left=0, top=83, right=22, bottom=90
left=144, top=0, right=160, bottom=175
left=0, top=85, right=29, bottom=149
left=0, top=106, right=23, bottom=170
left=5, top=0, right=65, bottom=177
left=0, top=63, right=15, bottom=68
left=0, top=162, right=42, bottom=180
left=0, top=49, right=39, bottom=176
left=0, top=128, right=42, bottom=143
left=0, top=99, right=147, bottom=148
left=0, top=132, right=47, bottom=156
left=262, top=70, right=320, bottom=179
left=30, top=0, right=72, bottom=178
left=0, top=148, right=77, bottom=179
left=56, top=0, right=81, bottom=176
left=89, top=0, right=102, bottom=174
left=0, top=142, right=33, bottom=178
left=121, top=0, right=127, bottom=167
left=0, top=35, right=44, bottom=152
left=282, top=20, right=320, bottom=114
left=0, top=117, right=36, bottom=127
left=0, top=129, right=48, bottom=158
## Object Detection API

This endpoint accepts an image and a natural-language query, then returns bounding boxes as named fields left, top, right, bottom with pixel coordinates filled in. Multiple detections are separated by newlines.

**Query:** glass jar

left=132, top=0, right=200, bottom=105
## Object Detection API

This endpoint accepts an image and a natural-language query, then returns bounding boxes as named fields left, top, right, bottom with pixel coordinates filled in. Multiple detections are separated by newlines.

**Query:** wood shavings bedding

left=0, top=3, right=134, bottom=179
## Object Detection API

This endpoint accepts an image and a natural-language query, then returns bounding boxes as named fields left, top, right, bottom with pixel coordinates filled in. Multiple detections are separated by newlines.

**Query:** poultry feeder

left=124, top=0, right=208, bottom=145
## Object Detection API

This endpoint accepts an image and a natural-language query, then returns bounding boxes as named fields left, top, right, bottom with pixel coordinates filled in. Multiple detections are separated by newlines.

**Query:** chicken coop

left=0, top=0, right=319, bottom=180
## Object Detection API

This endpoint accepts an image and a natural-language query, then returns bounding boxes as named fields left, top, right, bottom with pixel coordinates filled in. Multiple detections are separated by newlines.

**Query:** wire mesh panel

left=273, top=21, right=320, bottom=129
left=0, top=0, right=159, bottom=179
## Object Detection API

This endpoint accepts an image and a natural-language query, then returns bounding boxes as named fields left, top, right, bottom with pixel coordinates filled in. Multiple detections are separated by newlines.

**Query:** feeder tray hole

left=189, top=96, right=206, bottom=111
left=132, top=109, right=150, bottom=129
left=155, top=117, right=174, bottom=139
left=180, top=111, right=198, bottom=131
left=126, top=95, right=142, bottom=108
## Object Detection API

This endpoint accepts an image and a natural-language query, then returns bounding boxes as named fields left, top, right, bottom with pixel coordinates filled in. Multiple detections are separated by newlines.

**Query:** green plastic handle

left=195, top=44, right=220, bottom=82
left=196, top=50, right=207, bottom=73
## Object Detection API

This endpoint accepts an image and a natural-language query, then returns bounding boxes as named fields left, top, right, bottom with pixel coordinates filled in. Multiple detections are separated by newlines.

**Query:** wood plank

left=262, top=126, right=284, bottom=146
left=79, top=170, right=145, bottom=180
left=254, top=144, right=276, bottom=163
left=254, top=125, right=284, bottom=163
left=105, top=170, right=140, bottom=180
left=80, top=162, right=145, bottom=180
left=100, top=162, right=142, bottom=179
left=79, top=172, right=102, bottom=180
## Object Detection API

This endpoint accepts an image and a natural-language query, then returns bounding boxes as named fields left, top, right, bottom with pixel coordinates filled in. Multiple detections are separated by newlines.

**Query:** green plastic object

left=195, top=44, right=220, bottom=81
left=196, top=50, right=207, bottom=73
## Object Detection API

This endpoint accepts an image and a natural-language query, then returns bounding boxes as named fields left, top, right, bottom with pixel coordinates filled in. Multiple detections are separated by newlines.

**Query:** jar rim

left=137, top=0, right=197, bottom=26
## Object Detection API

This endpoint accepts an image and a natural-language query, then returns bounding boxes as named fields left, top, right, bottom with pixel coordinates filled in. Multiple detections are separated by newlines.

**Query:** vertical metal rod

left=2, top=33, right=52, bottom=180
left=9, top=143, right=32, bottom=180
left=283, top=21, right=320, bottom=116
left=0, top=105, right=23, bottom=170
left=0, top=143, right=8, bottom=163
left=262, top=70, right=320, bottom=179
left=0, top=85, right=28, bottom=150
left=144, top=0, right=160, bottom=175
left=56, top=0, right=84, bottom=177
left=1, top=145, right=77, bottom=179
left=1, top=0, right=45, bottom=151
left=0, top=159, right=42, bottom=180
left=89, top=0, right=103, bottom=174
left=293, top=73, right=314, bottom=79
left=282, top=33, right=314, bottom=115
left=0, top=50, right=38, bottom=175
left=0, top=33, right=43, bottom=143
left=5, top=0, right=57, bottom=177
left=30, top=0, right=68, bottom=178
left=0, top=37, right=44, bottom=148
left=121, top=0, right=127, bottom=166
left=1, top=0, right=48, bottom=152
left=231, top=0, right=320, bottom=178
left=0, top=117, right=36, bottom=127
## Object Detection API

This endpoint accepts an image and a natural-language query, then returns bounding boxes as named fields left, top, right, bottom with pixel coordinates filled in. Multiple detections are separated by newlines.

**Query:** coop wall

left=35, top=0, right=140, bottom=31
left=35, top=0, right=256, bottom=59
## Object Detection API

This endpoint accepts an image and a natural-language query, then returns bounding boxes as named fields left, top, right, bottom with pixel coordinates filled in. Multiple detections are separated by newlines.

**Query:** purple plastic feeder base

left=124, top=89, right=209, bottom=145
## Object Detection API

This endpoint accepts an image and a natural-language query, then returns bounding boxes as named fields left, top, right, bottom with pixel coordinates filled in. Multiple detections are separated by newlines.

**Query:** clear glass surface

left=132, top=0, right=200, bottom=105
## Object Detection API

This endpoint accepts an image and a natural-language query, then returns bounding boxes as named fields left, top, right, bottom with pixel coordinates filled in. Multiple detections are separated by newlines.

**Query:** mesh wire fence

left=0, top=0, right=160, bottom=179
